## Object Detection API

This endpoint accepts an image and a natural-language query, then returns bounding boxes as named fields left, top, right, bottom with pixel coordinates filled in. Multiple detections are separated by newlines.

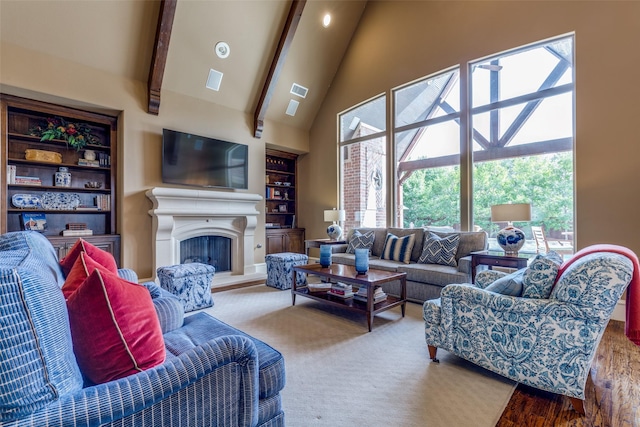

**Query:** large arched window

left=340, top=35, right=575, bottom=254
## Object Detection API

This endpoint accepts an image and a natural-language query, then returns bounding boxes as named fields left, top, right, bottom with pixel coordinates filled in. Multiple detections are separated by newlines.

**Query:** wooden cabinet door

left=285, top=229, right=305, bottom=254
left=266, top=231, right=286, bottom=254
left=47, top=235, right=121, bottom=266
left=266, top=228, right=305, bottom=254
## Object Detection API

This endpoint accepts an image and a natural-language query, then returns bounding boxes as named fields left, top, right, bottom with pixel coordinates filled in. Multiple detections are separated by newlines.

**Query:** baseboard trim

left=612, top=299, right=626, bottom=322
left=212, top=280, right=264, bottom=293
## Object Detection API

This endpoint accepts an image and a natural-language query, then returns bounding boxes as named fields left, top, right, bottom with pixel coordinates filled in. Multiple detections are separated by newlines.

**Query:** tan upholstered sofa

left=331, top=227, right=488, bottom=302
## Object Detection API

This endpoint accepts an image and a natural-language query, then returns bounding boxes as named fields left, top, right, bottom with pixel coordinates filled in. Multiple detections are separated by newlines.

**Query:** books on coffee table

left=354, top=285, right=387, bottom=303
left=307, top=282, right=331, bottom=293
left=329, top=282, right=354, bottom=298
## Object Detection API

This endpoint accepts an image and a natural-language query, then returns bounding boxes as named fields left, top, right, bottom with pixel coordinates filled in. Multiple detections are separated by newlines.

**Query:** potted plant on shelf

left=30, top=117, right=100, bottom=151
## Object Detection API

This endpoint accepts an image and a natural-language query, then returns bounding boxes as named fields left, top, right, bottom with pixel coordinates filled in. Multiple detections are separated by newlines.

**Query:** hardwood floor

left=496, top=320, right=640, bottom=427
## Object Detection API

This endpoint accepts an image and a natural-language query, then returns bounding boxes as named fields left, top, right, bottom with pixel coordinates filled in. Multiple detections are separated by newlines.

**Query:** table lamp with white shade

left=491, top=203, right=531, bottom=255
left=324, top=208, right=345, bottom=240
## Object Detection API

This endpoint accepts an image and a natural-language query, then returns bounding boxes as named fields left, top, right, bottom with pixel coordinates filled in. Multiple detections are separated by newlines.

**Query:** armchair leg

left=428, top=345, right=439, bottom=363
left=569, top=397, right=585, bottom=415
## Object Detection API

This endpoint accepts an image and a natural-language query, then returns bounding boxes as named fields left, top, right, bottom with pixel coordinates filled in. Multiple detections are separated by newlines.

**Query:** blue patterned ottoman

left=157, top=263, right=215, bottom=312
left=266, top=252, right=308, bottom=290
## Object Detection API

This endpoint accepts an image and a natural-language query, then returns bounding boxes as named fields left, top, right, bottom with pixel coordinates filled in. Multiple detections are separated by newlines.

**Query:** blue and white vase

left=496, top=226, right=526, bottom=254
left=54, top=167, right=71, bottom=187
left=327, top=224, right=343, bottom=240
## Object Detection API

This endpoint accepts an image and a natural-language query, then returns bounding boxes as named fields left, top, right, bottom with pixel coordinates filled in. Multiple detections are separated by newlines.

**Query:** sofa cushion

left=381, top=233, right=415, bottom=264
left=346, top=230, right=375, bottom=254
left=66, top=269, right=166, bottom=384
left=60, top=238, right=118, bottom=276
left=0, top=235, right=83, bottom=422
left=521, top=253, right=562, bottom=299
left=397, top=263, right=468, bottom=287
left=484, top=269, right=525, bottom=296
left=62, top=251, right=114, bottom=299
left=418, top=232, right=460, bottom=267
left=164, top=312, right=286, bottom=400
left=0, top=231, right=66, bottom=287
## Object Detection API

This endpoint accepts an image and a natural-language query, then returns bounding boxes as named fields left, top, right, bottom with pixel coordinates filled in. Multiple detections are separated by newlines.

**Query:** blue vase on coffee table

left=355, top=248, right=369, bottom=274
left=319, top=245, right=332, bottom=268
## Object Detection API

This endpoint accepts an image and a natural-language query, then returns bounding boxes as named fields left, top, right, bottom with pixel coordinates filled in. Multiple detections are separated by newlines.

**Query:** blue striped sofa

left=0, top=231, right=285, bottom=426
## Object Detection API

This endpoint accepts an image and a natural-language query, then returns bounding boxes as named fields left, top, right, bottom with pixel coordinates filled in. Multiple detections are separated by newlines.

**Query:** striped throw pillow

left=380, top=233, right=415, bottom=264
left=418, top=232, right=460, bottom=267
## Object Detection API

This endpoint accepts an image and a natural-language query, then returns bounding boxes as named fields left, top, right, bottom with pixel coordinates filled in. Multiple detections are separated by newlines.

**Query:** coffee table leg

left=401, top=277, right=406, bottom=317
left=367, top=284, right=373, bottom=332
left=292, top=270, right=297, bottom=305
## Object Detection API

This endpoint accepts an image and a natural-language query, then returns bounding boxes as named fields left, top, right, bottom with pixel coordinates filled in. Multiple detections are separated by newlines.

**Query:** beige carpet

left=201, top=285, right=516, bottom=427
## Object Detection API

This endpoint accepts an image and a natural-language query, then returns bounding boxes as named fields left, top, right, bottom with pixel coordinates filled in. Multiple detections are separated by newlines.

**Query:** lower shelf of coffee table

left=294, top=287, right=404, bottom=314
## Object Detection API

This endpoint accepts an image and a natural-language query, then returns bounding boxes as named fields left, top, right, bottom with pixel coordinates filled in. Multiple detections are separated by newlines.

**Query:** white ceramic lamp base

left=496, top=226, right=526, bottom=255
left=326, top=224, right=343, bottom=240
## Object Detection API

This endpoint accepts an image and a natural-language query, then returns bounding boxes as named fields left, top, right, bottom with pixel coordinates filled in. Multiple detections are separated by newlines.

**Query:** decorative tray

left=12, top=194, right=42, bottom=209
left=40, top=192, right=81, bottom=210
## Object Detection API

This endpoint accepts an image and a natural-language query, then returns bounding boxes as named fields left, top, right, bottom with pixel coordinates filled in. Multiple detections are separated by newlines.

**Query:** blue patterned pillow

left=346, top=230, right=375, bottom=254
left=521, top=253, right=562, bottom=299
left=418, top=232, right=460, bottom=267
left=484, top=269, right=525, bottom=296
left=381, top=233, right=415, bottom=264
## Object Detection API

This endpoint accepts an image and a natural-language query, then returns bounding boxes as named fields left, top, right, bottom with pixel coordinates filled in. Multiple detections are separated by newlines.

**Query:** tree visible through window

left=471, top=36, right=574, bottom=252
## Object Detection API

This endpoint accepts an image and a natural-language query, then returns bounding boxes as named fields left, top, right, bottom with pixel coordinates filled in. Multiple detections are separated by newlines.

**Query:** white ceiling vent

left=206, top=69, right=223, bottom=91
left=290, top=83, right=308, bottom=99
left=286, top=99, right=300, bottom=116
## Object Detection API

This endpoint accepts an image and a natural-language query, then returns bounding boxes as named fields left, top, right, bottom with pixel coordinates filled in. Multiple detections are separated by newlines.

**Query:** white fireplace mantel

left=146, top=187, right=266, bottom=288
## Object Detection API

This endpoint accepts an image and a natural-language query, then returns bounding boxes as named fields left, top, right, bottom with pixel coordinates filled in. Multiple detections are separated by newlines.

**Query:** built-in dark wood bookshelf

left=265, top=149, right=304, bottom=254
left=1, top=94, right=121, bottom=264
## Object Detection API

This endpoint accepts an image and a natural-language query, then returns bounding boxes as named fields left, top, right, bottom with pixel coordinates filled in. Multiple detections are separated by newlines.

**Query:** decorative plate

left=12, top=194, right=42, bottom=209
left=40, top=192, right=81, bottom=210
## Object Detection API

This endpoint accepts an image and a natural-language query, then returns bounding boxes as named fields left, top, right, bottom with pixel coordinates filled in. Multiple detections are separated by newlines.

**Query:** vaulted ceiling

left=0, top=0, right=367, bottom=134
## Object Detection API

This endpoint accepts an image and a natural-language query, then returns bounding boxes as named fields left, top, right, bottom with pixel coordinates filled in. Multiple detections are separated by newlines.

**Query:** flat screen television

left=162, top=128, right=248, bottom=190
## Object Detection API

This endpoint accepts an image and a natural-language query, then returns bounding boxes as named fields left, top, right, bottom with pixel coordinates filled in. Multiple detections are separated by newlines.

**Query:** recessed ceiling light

left=286, top=99, right=299, bottom=116
left=215, top=41, right=230, bottom=59
left=322, top=14, right=331, bottom=28
left=206, top=69, right=223, bottom=91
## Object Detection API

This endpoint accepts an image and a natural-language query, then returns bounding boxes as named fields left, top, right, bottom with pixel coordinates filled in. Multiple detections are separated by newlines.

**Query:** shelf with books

left=265, top=148, right=304, bottom=254
left=1, top=94, right=120, bottom=263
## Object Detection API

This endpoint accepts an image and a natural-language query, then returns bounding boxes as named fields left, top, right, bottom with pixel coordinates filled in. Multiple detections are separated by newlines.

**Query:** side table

left=470, top=250, right=532, bottom=284
left=304, top=238, right=346, bottom=257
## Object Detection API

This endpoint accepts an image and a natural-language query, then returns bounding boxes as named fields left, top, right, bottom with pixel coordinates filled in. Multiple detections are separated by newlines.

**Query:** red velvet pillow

left=60, top=239, right=118, bottom=276
left=62, top=252, right=114, bottom=299
left=66, top=269, right=166, bottom=384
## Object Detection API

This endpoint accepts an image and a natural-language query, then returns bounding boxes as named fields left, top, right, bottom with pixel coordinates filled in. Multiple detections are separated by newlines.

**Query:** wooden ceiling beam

left=147, top=0, right=177, bottom=115
left=253, top=0, right=306, bottom=138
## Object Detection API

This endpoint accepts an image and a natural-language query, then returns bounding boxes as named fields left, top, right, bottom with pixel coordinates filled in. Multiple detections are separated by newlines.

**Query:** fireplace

left=146, top=187, right=266, bottom=288
left=180, top=236, right=231, bottom=271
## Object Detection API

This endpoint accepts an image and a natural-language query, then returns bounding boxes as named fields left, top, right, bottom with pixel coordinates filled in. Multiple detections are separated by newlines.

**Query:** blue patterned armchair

left=423, top=248, right=635, bottom=414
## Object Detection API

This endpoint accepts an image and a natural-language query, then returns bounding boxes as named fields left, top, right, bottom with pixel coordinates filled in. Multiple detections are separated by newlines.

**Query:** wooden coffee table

left=291, top=263, right=407, bottom=332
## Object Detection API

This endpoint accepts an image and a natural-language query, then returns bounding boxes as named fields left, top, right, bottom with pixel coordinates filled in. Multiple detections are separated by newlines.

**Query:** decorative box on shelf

left=24, top=149, right=62, bottom=164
